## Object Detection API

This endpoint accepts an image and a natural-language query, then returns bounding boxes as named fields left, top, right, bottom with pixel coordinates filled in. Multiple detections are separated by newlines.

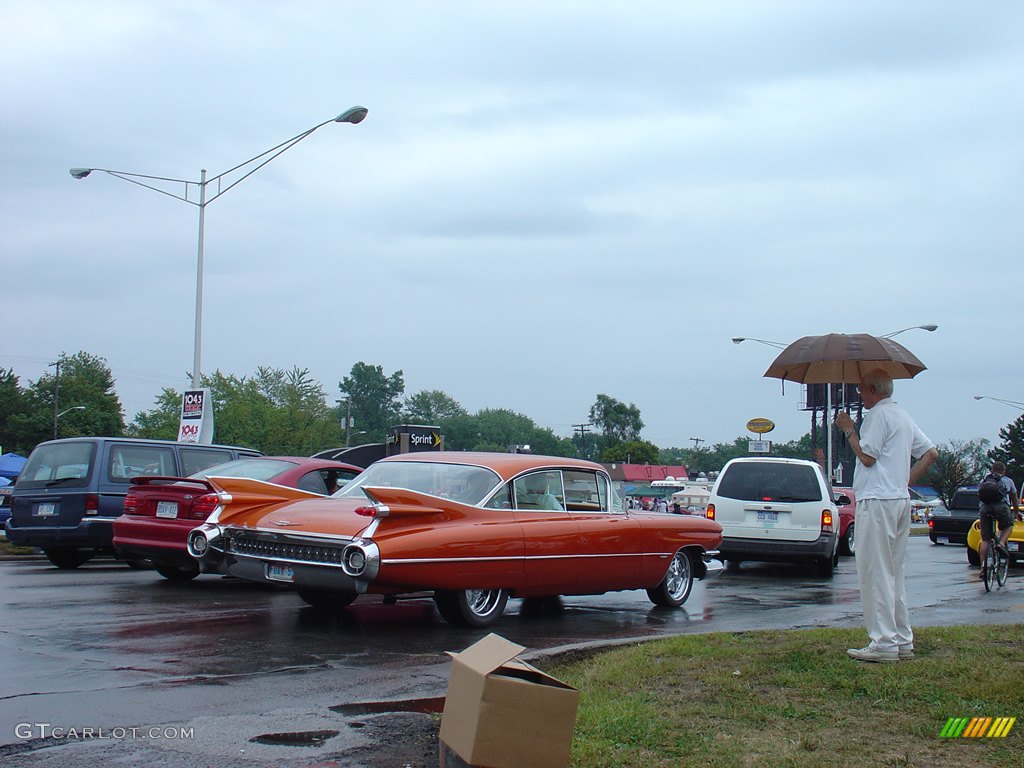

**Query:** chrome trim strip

left=245, top=527, right=357, bottom=543
left=381, top=552, right=673, bottom=565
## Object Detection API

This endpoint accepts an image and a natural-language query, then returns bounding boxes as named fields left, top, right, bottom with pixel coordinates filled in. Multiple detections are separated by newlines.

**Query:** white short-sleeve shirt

left=853, top=397, right=935, bottom=500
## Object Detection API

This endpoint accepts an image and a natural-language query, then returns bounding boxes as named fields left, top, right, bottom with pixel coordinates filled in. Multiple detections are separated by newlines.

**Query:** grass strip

left=549, top=624, right=1022, bottom=768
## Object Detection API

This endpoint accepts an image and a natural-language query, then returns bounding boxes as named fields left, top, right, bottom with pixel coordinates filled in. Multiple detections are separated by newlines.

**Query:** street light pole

left=54, top=406, right=86, bottom=439
left=70, top=106, right=368, bottom=388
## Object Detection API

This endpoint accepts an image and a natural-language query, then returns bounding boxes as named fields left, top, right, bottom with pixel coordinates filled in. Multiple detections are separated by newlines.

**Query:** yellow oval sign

left=746, top=418, right=775, bottom=434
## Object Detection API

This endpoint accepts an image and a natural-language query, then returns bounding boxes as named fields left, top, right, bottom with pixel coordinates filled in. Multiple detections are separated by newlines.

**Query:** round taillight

left=343, top=545, right=367, bottom=576
left=188, top=530, right=208, bottom=556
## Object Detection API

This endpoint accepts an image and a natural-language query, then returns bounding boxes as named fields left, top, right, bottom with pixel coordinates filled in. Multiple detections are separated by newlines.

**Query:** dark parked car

left=928, top=488, right=978, bottom=546
left=113, top=457, right=361, bottom=580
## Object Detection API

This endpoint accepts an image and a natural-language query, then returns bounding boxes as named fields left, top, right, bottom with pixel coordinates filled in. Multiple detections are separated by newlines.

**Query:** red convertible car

left=186, top=452, right=723, bottom=626
left=113, top=457, right=361, bottom=581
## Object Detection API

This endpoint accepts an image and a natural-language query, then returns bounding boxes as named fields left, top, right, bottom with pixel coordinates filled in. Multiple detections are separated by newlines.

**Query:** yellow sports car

left=966, top=515, right=1024, bottom=566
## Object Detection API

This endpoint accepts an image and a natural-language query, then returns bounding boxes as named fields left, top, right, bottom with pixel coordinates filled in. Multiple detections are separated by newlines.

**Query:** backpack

left=977, top=473, right=1006, bottom=504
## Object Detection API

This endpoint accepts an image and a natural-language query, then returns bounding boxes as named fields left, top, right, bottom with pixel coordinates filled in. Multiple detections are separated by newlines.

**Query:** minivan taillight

left=85, top=493, right=99, bottom=516
left=190, top=493, right=220, bottom=520
left=821, top=509, right=834, bottom=533
left=705, top=503, right=716, bottom=521
left=123, top=493, right=138, bottom=515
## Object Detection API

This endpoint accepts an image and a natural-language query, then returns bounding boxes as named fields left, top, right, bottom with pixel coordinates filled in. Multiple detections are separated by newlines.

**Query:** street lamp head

left=732, top=337, right=746, bottom=344
left=973, top=395, right=983, bottom=400
left=882, top=324, right=938, bottom=338
left=334, top=106, right=368, bottom=124
left=69, top=168, right=93, bottom=179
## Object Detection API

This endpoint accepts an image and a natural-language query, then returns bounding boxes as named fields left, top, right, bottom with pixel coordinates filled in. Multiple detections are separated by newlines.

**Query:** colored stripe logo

left=940, top=717, right=1016, bottom=738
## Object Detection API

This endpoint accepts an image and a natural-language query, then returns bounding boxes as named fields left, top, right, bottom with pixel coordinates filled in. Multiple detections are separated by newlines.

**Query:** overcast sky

left=2, top=1, right=1022, bottom=451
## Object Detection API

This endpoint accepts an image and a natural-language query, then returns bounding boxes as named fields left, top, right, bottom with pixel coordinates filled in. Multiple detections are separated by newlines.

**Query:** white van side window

left=108, top=445, right=176, bottom=482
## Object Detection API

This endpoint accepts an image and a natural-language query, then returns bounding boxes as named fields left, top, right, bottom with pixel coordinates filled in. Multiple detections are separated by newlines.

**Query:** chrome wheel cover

left=665, top=551, right=692, bottom=601
left=467, top=589, right=503, bottom=617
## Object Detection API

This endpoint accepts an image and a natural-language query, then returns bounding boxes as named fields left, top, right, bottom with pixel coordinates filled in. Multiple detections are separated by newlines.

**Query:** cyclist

left=978, top=461, right=1020, bottom=581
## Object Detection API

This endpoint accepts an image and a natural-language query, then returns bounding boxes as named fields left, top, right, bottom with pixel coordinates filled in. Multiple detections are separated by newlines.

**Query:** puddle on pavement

left=330, top=696, right=446, bottom=716
left=250, top=729, right=340, bottom=747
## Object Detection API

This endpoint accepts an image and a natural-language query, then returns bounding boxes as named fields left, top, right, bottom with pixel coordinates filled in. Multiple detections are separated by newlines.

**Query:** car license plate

left=35, top=502, right=56, bottom=517
left=266, top=563, right=295, bottom=583
left=155, top=501, right=179, bottom=519
left=937, top=536, right=949, bottom=544
left=757, top=511, right=778, bottom=523
left=1009, top=542, right=1020, bottom=552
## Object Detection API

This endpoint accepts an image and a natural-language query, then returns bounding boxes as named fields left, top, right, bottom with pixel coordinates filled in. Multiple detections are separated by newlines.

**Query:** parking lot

left=1, top=537, right=1021, bottom=765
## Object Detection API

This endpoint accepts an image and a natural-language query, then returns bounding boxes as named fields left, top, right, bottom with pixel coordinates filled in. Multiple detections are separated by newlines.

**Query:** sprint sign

left=178, top=388, right=214, bottom=444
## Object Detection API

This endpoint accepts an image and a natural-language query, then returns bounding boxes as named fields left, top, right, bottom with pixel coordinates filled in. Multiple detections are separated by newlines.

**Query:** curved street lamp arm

left=71, top=108, right=366, bottom=208
left=974, top=395, right=1024, bottom=410
left=71, top=168, right=197, bottom=204
left=882, top=324, right=938, bottom=338
left=204, top=120, right=330, bottom=204
left=732, top=337, right=788, bottom=349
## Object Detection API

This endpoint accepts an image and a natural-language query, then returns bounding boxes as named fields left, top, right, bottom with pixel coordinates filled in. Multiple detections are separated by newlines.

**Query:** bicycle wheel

left=983, top=543, right=996, bottom=592
left=996, top=545, right=1009, bottom=588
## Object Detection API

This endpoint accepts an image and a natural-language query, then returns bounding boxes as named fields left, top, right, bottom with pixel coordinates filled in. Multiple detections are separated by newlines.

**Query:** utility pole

left=572, top=422, right=592, bottom=458
left=689, top=437, right=704, bottom=450
left=343, top=398, right=354, bottom=447
left=49, top=360, right=61, bottom=440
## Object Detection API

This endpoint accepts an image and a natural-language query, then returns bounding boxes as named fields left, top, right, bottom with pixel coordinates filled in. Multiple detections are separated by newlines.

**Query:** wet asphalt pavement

left=1, top=535, right=1021, bottom=766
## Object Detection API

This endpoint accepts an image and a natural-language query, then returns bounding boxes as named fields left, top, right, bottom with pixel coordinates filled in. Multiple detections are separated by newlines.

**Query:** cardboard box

left=439, top=633, right=580, bottom=768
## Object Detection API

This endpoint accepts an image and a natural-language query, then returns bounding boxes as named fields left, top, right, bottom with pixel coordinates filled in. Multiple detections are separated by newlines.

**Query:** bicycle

left=981, top=534, right=1009, bottom=592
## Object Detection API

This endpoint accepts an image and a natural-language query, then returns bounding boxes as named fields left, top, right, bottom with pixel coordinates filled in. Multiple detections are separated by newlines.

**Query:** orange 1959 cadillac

left=187, top=451, right=724, bottom=627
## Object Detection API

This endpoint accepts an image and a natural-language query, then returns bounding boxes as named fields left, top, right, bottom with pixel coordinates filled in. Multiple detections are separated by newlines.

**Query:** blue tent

left=0, top=452, right=27, bottom=479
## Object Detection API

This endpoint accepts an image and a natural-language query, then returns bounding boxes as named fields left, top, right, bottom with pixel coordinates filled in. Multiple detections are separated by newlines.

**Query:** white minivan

left=706, top=457, right=848, bottom=577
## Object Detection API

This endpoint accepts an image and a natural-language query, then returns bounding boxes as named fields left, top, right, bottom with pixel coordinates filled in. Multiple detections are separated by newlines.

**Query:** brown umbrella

left=763, top=333, right=927, bottom=385
left=761, top=332, right=927, bottom=484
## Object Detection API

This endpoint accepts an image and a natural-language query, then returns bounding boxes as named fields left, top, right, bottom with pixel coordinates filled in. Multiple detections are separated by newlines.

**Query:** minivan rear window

left=717, top=463, right=823, bottom=503
left=16, top=442, right=96, bottom=490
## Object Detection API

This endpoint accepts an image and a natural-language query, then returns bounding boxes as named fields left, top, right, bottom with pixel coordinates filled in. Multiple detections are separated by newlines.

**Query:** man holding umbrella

left=836, top=369, right=938, bottom=663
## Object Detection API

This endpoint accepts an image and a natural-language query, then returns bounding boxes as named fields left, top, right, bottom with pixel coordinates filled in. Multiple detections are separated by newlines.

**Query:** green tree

left=441, top=409, right=574, bottom=457
left=702, top=438, right=756, bottom=472
left=404, top=390, right=467, bottom=423
left=11, top=352, right=126, bottom=451
left=127, top=388, right=181, bottom=440
left=129, top=366, right=341, bottom=454
left=0, top=368, right=32, bottom=454
left=602, top=440, right=660, bottom=464
left=772, top=433, right=814, bottom=461
left=924, top=438, right=991, bottom=508
left=989, top=413, right=1024, bottom=490
left=253, top=367, right=340, bottom=454
left=573, top=431, right=602, bottom=461
left=339, top=363, right=405, bottom=442
left=589, top=394, right=643, bottom=453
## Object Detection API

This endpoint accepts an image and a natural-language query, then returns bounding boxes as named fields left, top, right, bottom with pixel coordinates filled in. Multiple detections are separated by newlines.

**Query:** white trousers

left=855, top=497, right=912, bottom=652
